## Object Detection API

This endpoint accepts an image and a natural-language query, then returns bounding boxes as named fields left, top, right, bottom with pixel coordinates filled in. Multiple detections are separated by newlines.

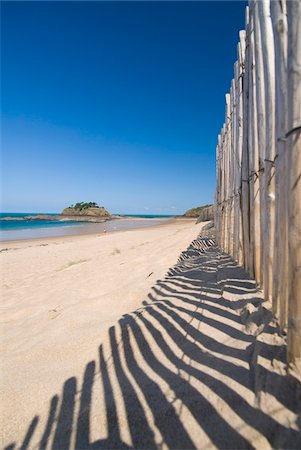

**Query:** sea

left=0, top=212, right=175, bottom=241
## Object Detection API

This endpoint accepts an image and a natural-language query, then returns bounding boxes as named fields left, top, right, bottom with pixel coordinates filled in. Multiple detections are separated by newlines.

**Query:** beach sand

left=1, top=218, right=201, bottom=447
left=1, top=218, right=300, bottom=449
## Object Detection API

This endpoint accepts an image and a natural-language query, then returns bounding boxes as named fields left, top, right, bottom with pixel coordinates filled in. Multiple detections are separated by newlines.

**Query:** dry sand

left=1, top=219, right=300, bottom=449
left=1, top=219, right=201, bottom=447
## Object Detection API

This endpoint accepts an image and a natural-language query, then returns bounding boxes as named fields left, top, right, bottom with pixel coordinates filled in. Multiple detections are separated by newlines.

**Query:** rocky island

left=60, top=202, right=111, bottom=222
left=2, top=202, right=113, bottom=223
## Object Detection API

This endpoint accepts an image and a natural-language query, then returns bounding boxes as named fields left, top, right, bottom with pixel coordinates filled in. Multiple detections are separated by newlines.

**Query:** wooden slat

left=258, top=0, right=276, bottom=302
left=253, top=0, right=265, bottom=288
left=237, top=32, right=246, bottom=265
left=270, top=0, right=288, bottom=327
left=241, top=7, right=251, bottom=271
left=287, top=0, right=301, bottom=367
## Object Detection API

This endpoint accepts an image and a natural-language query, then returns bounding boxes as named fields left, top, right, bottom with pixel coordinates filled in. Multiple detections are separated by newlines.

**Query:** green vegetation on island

left=69, top=201, right=100, bottom=211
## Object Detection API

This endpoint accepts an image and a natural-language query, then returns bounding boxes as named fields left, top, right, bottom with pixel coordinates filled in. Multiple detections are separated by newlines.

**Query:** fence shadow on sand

left=5, top=233, right=301, bottom=450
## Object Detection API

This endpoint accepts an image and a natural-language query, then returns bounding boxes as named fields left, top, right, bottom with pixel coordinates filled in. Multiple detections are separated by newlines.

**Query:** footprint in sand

left=56, top=259, right=89, bottom=271
left=48, top=306, right=62, bottom=320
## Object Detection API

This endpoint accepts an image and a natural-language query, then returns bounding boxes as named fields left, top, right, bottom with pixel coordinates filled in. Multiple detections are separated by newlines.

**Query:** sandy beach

left=1, top=218, right=201, bottom=447
left=1, top=218, right=300, bottom=449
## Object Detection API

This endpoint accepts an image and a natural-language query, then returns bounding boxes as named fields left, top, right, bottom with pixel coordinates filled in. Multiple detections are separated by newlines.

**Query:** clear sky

left=1, top=1, right=246, bottom=214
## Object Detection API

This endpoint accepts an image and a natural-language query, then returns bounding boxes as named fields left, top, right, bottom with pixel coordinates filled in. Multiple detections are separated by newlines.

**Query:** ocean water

left=0, top=212, right=174, bottom=241
left=0, top=213, right=85, bottom=230
left=120, top=214, right=175, bottom=219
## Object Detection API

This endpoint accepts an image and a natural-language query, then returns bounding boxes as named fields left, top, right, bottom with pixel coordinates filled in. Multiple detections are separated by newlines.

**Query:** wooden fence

left=215, top=0, right=301, bottom=368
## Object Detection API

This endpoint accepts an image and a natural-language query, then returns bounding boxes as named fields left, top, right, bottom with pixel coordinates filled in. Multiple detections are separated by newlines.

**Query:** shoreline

left=0, top=217, right=189, bottom=245
left=0, top=217, right=195, bottom=248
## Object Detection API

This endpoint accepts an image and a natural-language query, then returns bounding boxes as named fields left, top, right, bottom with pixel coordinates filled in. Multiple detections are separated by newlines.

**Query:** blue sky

left=1, top=1, right=246, bottom=214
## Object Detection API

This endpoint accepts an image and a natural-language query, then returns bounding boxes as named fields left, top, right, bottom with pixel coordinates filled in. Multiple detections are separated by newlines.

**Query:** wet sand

left=0, top=217, right=175, bottom=242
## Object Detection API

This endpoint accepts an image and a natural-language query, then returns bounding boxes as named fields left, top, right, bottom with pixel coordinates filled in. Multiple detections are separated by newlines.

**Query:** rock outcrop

left=183, top=204, right=213, bottom=220
left=1, top=205, right=112, bottom=223
left=61, top=207, right=111, bottom=218
left=196, top=205, right=214, bottom=223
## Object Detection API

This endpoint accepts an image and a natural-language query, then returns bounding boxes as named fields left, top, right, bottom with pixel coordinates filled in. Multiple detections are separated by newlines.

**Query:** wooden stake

left=241, top=10, right=251, bottom=271
left=258, top=0, right=276, bottom=301
left=287, top=0, right=301, bottom=367
left=270, top=0, right=288, bottom=327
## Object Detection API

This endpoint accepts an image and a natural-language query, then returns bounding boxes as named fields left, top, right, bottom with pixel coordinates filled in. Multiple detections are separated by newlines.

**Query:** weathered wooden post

left=225, top=95, right=231, bottom=254
left=229, top=82, right=236, bottom=258
left=220, top=125, right=226, bottom=251
left=233, top=62, right=240, bottom=262
left=241, top=7, right=250, bottom=271
left=257, top=0, right=276, bottom=303
left=271, top=0, right=288, bottom=327
left=253, top=0, right=266, bottom=288
left=247, top=4, right=261, bottom=280
left=215, top=134, right=222, bottom=247
left=237, top=31, right=246, bottom=265
left=287, top=0, right=301, bottom=367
